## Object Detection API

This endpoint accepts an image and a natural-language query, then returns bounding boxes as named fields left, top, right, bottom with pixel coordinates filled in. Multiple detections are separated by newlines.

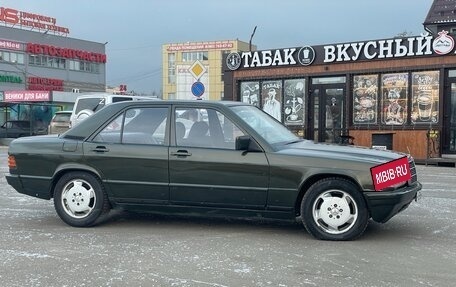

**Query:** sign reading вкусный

left=226, top=31, right=455, bottom=70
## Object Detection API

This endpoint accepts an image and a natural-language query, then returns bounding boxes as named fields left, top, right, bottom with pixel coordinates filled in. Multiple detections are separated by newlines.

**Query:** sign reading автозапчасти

left=371, top=156, right=411, bottom=191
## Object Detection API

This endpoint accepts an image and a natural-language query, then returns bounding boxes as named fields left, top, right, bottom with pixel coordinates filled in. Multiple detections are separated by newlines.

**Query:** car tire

left=301, top=178, right=369, bottom=241
left=53, top=171, right=110, bottom=227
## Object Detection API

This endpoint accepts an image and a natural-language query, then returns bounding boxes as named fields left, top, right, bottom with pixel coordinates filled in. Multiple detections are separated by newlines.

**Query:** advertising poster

left=261, top=80, right=282, bottom=121
left=411, top=71, right=439, bottom=124
left=240, top=81, right=260, bottom=107
left=353, top=75, right=378, bottom=124
left=284, top=79, right=305, bottom=126
left=381, top=73, right=408, bottom=125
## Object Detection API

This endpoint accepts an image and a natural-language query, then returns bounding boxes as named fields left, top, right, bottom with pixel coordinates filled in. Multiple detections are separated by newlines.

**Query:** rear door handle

left=92, top=146, right=109, bottom=153
left=170, top=150, right=192, bottom=157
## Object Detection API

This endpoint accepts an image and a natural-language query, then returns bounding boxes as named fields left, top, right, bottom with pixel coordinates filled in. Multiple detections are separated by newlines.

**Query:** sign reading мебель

left=370, top=157, right=411, bottom=191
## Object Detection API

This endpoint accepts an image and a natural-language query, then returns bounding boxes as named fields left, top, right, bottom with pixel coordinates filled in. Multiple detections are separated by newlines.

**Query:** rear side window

left=93, top=107, right=168, bottom=145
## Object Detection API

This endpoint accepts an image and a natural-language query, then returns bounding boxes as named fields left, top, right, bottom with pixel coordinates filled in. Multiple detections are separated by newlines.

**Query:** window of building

left=29, top=54, right=66, bottom=69
left=69, top=60, right=100, bottom=73
left=182, top=51, right=208, bottom=62
left=168, top=53, right=176, bottom=84
left=0, top=50, right=24, bottom=64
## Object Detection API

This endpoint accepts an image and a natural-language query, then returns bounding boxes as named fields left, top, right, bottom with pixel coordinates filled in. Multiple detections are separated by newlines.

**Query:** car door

left=83, top=106, right=170, bottom=205
left=169, top=106, right=269, bottom=209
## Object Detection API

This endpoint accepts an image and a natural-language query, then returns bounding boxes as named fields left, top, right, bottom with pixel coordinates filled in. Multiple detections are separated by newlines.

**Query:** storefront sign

left=0, top=74, right=22, bottom=83
left=0, top=39, right=22, bottom=50
left=0, top=6, right=69, bottom=34
left=323, top=32, right=454, bottom=63
left=226, top=31, right=455, bottom=70
left=167, top=41, right=234, bottom=51
left=370, top=157, right=411, bottom=191
left=241, top=49, right=297, bottom=68
left=26, top=43, right=107, bottom=63
left=4, top=90, right=51, bottom=102
left=28, top=77, right=64, bottom=91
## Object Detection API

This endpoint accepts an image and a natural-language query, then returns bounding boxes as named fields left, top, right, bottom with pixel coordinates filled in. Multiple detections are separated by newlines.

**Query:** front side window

left=175, top=108, right=244, bottom=149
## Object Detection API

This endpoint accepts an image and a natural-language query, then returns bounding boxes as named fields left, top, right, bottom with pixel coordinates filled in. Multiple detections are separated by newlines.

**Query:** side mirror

left=235, top=135, right=251, bottom=150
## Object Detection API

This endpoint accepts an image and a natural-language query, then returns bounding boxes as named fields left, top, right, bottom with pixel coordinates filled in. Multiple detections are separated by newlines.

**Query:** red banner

left=370, top=156, right=411, bottom=191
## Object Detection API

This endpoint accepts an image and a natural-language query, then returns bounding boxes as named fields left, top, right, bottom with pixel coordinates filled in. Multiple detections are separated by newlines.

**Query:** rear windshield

left=75, top=98, right=106, bottom=113
left=54, top=113, right=71, bottom=122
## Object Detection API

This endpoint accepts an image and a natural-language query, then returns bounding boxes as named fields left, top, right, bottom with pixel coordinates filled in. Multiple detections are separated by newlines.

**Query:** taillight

left=8, top=155, right=17, bottom=169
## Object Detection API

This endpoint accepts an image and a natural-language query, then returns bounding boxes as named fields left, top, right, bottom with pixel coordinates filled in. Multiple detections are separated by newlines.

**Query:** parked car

left=48, top=111, right=72, bottom=135
left=6, top=100, right=422, bottom=240
left=0, top=120, right=47, bottom=138
left=70, top=93, right=156, bottom=128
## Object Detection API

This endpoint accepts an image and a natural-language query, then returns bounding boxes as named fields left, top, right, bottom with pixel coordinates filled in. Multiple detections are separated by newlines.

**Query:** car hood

left=277, top=140, right=405, bottom=165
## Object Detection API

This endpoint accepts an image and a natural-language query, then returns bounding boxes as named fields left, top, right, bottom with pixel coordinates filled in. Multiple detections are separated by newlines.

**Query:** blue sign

left=191, top=81, right=205, bottom=97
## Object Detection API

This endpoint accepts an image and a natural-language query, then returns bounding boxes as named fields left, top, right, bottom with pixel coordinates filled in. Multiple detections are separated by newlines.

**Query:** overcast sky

left=2, top=0, right=434, bottom=94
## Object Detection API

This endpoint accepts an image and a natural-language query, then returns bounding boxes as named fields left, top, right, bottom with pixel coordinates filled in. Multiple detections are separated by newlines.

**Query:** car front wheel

left=53, top=171, right=110, bottom=227
left=301, top=178, right=369, bottom=241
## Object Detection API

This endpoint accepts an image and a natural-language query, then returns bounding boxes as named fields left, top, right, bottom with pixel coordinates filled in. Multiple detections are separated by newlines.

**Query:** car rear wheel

left=54, top=171, right=110, bottom=227
left=301, top=178, right=369, bottom=241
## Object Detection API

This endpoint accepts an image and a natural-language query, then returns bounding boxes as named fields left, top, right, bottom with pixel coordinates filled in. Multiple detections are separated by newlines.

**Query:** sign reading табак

left=371, top=156, right=411, bottom=191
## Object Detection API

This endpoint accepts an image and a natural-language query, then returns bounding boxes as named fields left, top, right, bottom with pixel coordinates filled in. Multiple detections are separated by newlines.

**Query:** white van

left=69, top=93, right=155, bottom=128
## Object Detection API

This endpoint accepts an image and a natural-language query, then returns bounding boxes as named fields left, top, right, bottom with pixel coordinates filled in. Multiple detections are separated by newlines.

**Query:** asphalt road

left=0, top=146, right=455, bottom=287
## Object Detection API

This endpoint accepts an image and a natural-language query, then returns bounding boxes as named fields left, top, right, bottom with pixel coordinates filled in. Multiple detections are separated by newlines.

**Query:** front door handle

left=92, top=146, right=109, bottom=153
left=170, top=150, right=192, bottom=157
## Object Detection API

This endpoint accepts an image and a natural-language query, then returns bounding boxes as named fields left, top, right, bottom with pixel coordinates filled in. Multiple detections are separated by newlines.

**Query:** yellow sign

left=188, top=60, right=206, bottom=80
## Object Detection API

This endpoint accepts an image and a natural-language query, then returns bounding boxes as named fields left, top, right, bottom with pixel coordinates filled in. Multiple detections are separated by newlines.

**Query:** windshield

left=231, top=105, right=299, bottom=145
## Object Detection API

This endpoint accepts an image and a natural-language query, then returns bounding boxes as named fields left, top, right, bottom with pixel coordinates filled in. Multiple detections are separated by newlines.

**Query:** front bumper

left=363, top=182, right=422, bottom=223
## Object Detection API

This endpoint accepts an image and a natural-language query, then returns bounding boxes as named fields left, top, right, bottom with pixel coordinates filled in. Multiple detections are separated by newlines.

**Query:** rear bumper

left=5, top=173, right=52, bottom=200
left=363, top=182, right=422, bottom=223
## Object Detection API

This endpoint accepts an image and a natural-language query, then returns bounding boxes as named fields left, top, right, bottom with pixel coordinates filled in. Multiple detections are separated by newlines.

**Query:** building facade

left=222, top=1, right=456, bottom=161
left=0, top=6, right=107, bottom=133
left=162, top=40, right=253, bottom=101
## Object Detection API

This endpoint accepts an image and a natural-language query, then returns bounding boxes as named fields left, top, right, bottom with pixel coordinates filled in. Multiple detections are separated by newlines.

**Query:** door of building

left=442, top=79, right=456, bottom=155
left=309, top=83, right=346, bottom=143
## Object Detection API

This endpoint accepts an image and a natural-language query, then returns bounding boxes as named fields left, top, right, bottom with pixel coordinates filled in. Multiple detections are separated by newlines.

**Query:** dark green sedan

left=5, top=100, right=421, bottom=240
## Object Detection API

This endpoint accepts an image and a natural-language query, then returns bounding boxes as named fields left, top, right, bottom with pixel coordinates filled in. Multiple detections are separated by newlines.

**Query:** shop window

left=261, top=80, right=283, bottom=122
left=240, top=81, right=260, bottom=107
left=353, top=75, right=378, bottom=125
left=284, top=79, right=306, bottom=126
left=411, top=71, right=439, bottom=124
left=381, top=73, right=408, bottom=125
